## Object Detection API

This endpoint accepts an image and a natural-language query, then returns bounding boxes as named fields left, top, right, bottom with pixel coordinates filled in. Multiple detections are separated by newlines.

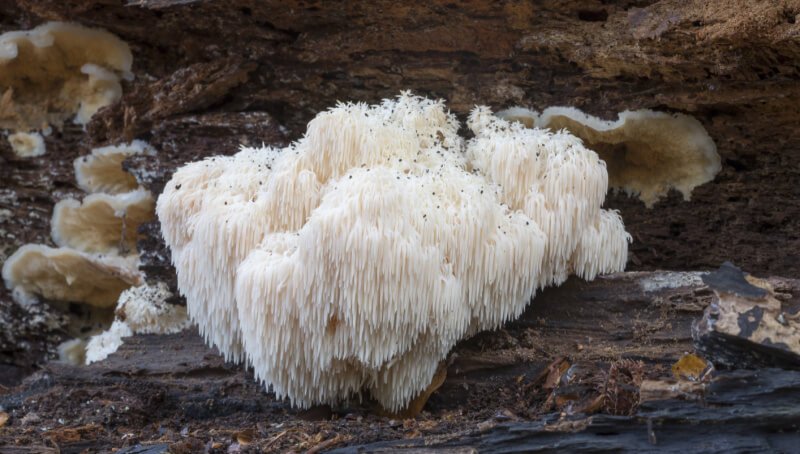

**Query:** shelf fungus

left=1, top=244, right=142, bottom=308
left=0, top=21, right=133, bottom=132
left=74, top=141, right=155, bottom=194
left=2, top=140, right=157, bottom=363
left=7, top=131, right=45, bottom=157
left=51, top=189, right=155, bottom=254
left=497, top=106, right=720, bottom=207
left=158, top=92, right=631, bottom=413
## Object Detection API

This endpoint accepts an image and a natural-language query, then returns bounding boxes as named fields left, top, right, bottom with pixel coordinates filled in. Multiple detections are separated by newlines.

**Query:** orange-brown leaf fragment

left=672, top=353, right=712, bottom=381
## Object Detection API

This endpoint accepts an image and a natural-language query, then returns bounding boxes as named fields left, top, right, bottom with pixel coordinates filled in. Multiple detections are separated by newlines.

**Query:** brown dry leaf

left=235, top=428, right=254, bottom=445
left=544, top=417, right=592, bottom=433
left=47, top=424, right=101, bottom=444
left=580, top=394, right=606, bottom=414
left=602, top=359, right=645, bottom=416
left=306, top=434, right=347, bottom=454
left=543, top=358, right=571, bottom=390
left=672, top=353, right=712, bottom=381
left=0, top=412, right=8, bottom=427
left=417, top=420, right=438, bottom=431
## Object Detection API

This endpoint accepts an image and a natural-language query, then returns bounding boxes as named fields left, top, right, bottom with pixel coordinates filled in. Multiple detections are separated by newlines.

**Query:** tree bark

left=2, top=271, right=799, bottom=452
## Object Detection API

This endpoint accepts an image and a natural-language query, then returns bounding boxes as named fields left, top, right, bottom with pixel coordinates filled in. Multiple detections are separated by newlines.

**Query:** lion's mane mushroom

left=496, top=106, right=720, bottom=207
left=158, top=92, right=630, bottom=412
left=0, top=21, right=132, bottom=132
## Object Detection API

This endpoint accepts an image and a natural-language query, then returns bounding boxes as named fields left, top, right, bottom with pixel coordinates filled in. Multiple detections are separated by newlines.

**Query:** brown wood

left=2, top=271, right=798, bottom=451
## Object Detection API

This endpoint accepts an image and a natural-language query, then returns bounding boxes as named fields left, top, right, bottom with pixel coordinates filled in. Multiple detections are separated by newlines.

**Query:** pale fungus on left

left=0, top=21, right=132, bottom=132
left=2, top=138, right=161, bottom=364
left=51, top=189, right=155, bottom=254
left=7, top=131, right=45, bottom=157
left=2, top=244, right=142, bottom=308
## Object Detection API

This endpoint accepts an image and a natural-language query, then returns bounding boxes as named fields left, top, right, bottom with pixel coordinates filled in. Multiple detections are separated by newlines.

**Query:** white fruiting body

left=7, top=131, right=45, bottom=157
left=85, top=282, right=190, bottom=364
left=158, top=92, right=631, bottom=411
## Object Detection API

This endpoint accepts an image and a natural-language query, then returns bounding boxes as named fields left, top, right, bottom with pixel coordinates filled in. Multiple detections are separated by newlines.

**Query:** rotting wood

left=3, top=0, right=800, bottom=377
left=2, top=271, right=797, bottom=452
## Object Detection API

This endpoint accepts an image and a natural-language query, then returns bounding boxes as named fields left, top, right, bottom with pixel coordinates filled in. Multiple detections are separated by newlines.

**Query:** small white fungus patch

left=639, top=271, right=705, bottom=293
left=57, top=338, right=87, bottom=365
left=84, top=282, right=189, bottom=364
left=7, top=131, right=45, bottom=157
left=84, top=320, right=132, bottom=364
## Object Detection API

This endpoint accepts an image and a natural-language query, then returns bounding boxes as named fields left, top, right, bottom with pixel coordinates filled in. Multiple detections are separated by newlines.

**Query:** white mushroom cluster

left=158, top=92, right=631, bottom=412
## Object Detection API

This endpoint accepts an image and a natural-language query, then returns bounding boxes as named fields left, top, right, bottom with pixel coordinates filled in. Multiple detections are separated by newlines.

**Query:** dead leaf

left=235, top=428, right=254, bottom=445
left=47, top=424, right=101, bottom=444
left=543, top=358, right=571, bottom=390
left=0, top=412, right=8, bottom=427
left=307, top=434, right=347, bottom=454
left=672, top=353, right=712, bottom=381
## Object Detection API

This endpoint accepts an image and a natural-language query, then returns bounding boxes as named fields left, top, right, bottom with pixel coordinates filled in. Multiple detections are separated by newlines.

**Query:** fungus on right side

left=496, top=107, right=721, bottom=207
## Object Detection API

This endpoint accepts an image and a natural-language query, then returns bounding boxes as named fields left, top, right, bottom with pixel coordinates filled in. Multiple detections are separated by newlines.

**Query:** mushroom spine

left=158, top=92, right=631, bottom=412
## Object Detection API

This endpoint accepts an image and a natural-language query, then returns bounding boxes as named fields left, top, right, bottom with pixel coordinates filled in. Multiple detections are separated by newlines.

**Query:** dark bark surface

left=3, top=0, right=799, bottom=280
left=2, top=271, right=799, bottom=452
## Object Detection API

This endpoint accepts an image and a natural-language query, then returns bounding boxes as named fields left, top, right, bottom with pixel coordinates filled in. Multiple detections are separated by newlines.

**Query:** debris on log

left=694, top=262, right=800, bottom=370
left=2, top=271, right=798, bottom=452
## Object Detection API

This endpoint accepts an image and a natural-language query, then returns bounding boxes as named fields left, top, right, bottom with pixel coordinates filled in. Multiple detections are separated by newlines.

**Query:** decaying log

left=2, top=271, right=798, bottom=452
left=2, top=0, right=800, bottom=378
left=335, top=368, right=800, bottom=453
left=694, top=262, right=800, bottom=370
